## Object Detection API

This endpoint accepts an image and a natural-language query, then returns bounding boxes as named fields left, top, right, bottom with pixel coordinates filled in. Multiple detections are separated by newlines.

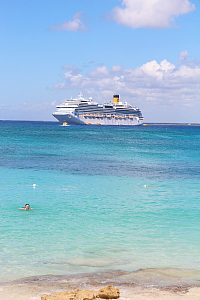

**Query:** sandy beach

left=1, top=281, right=200, bottom=300
left=1, top=269, right=200, bottom=300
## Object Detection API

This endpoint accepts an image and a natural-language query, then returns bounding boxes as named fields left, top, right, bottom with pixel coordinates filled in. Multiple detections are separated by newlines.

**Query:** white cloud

left=171, top=65, right=200, bottom=81
left=109, top=0, right=196, bottom=28
left=62, top=65, right=82, bottom=75
left=87, top=65, right=110, bottom=78
left=179, top=50, right=190, bottom=62
left=140, top=59, right=176, bottom=80
left=111, top=65, right=124, bottom=72
left=49, top=12, right=89, bottom=32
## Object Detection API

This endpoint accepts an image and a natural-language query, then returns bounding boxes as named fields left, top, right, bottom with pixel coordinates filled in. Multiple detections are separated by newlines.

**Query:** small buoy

left=33, top=184, right=37, bottom=188
left=144, top=185, right=147, bottom=188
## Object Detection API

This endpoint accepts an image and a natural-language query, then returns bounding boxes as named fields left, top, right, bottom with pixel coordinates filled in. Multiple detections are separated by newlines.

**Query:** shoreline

left=1, top=119, right=200, bottom=126
left=1, top=268, right=200, bottom=300
left=143, top=123, right=200, bottom=126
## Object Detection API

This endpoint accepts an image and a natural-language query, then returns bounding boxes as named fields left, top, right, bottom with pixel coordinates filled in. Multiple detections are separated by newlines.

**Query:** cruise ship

left=52, top=93, right=144, bottom=126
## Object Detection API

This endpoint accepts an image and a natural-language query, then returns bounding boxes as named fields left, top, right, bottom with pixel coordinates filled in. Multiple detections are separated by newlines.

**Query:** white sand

left=1, top=284, right=200, bottom=300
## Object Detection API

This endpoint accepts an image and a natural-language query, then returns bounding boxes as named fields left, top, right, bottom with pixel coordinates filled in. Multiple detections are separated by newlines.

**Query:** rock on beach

left=41, top=285, right=120, bottom=300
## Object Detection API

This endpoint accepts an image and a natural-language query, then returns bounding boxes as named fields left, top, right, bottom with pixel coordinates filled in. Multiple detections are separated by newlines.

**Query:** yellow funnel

left=113, top=95, right=119, bottom=103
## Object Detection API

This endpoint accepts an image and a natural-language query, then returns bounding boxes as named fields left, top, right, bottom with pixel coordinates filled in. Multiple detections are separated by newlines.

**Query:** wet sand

left=1, top=268, right=200, bottom=300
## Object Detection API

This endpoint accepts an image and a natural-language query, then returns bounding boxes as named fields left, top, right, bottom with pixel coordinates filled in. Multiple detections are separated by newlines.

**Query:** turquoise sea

left=0, top=121, right=200, bottom=296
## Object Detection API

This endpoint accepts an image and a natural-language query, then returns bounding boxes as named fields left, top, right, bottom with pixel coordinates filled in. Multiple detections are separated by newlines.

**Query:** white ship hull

left=52, top=93, right=144, bottom=126
left=53, top=112, right=143, bottom=126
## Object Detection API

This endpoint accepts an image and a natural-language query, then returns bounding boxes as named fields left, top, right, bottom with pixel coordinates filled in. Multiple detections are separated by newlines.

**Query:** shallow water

left=0, top=121, right=200, bottom=288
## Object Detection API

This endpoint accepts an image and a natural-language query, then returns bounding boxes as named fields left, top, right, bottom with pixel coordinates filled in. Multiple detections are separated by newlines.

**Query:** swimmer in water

left=19, top=204, right=34, bottom=210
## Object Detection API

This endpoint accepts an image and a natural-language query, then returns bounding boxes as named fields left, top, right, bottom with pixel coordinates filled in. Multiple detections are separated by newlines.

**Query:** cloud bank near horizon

left=52, top=52, right=200, bottom=110
left=2, top=53, right=199, bottom=122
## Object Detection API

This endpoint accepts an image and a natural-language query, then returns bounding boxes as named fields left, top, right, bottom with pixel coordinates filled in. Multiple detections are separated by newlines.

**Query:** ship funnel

left=113, top=95, right=119, bottom=103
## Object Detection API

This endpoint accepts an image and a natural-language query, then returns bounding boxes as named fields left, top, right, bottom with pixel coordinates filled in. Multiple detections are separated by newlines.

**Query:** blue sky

left=0, top=0, right=199, bottom=123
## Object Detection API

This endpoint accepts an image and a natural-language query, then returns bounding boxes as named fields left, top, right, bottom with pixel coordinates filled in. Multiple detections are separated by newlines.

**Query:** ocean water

left=0, top=121, right=200, bottom=288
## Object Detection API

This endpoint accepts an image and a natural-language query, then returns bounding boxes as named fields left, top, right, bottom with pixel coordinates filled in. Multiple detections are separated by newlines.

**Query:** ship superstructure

left=52, top=93, right=144, bottom=126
